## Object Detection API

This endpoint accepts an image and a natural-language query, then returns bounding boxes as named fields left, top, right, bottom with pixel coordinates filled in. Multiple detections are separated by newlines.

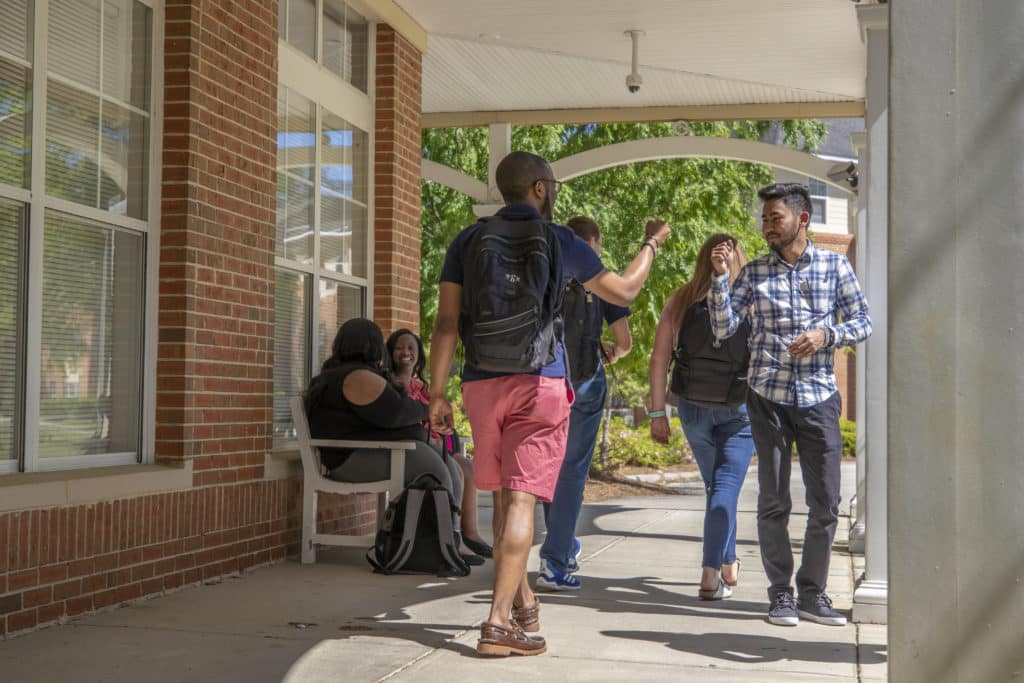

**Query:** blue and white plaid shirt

left=709, top=241, right=872, bottom=407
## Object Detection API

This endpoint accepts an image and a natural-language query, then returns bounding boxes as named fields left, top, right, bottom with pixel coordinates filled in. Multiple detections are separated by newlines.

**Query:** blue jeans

left=540, top=364, right=607, bottom=572
left=678, top=398, right=755, bottom=570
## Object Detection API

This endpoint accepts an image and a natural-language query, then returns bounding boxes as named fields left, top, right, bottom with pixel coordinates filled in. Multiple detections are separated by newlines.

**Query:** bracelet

left=647, top=409, right=667, bottom=418
left=646, top=236, right=661, bottom=249
left=641, top=242, right=657, bottom=256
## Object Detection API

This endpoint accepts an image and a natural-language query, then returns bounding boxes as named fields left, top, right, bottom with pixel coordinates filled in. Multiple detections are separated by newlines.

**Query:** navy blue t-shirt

left=596, top=297, right=630, bottom=331
left=439, top=204, right=606, bottom=381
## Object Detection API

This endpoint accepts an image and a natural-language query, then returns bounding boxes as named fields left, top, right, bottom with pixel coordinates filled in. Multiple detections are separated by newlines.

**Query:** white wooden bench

left=290, top=396, right=416, bottom=564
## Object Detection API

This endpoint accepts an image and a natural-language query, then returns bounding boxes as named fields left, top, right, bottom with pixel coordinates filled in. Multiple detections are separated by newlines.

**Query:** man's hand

left=645, top=219, right=671, bottom=245
left=650, top=415, right=671, bottom=445
left=788, top=329, right=828, bottom=358
left=710, top=240, right=733, bottom=276
left=601, top=341, right=617, bottom=365
left=428, top=394, right=454, bottom=434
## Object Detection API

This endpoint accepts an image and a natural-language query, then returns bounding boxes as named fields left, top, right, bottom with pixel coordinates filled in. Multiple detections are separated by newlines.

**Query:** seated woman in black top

left=304, top=318, right=482, bottom=564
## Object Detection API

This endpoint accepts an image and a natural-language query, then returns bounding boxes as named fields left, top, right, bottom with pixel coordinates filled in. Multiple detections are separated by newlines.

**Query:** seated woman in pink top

left=387, top=329, right=493, bottom=559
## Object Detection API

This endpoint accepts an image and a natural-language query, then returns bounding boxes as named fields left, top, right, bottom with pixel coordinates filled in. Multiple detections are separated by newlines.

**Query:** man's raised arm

left=584, top=220, right=670, bottom=306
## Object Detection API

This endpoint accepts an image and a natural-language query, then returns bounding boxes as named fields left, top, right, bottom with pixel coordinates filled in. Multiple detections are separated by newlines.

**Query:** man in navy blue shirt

left=538, top=216, right=633, bottom=592
left=429, top=151, right=669, bottom=656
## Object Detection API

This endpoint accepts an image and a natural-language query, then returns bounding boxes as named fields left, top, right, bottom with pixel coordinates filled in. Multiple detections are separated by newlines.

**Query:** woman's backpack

left=669, top=300, right=751, bottom=408
left=366, top=473, right=470, bottom=577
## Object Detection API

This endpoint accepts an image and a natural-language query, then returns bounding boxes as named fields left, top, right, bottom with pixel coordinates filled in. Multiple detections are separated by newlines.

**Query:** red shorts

left=462, top=375, right=573, bottom=502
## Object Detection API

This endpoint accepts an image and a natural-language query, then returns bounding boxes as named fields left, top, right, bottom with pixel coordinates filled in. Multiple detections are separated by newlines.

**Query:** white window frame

left=808, top=177, right=828, bottom=225
left=1, top=0, right=164, bottom=474
left=274, top=1, right=375, bottom=450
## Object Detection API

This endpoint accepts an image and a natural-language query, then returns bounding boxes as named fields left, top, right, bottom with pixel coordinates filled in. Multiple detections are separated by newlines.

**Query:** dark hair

left=386, top=328, right=425, bottom=384
left=758, top=182, right=813, bottom=221
left=305, top=318, right=391, bottom=414
left=495, top=151, right=552, bottom=204
left=567, top=216, right=601, bottom=243
left=322, top=317, right=386, bottom=372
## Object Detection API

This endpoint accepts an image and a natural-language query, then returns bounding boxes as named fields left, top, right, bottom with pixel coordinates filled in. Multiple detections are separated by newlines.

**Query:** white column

left=487, top=123, right=512, bottom=202
left=847, top=132, right=867, bottom=556
left=472, top=123, right=512, bottom=217
left=852, top=2, right=889, bottom=625
left=889, top=1, right=1024, bottom=679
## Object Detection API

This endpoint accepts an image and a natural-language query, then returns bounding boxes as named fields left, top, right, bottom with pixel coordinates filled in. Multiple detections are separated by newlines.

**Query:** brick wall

left=0, top=482, right=377, bottom=635
left=1, top=2, right=406, bottom=639
left=813, top=233, right=857, bottom=421
left=373, top=25, right=423, bottom=335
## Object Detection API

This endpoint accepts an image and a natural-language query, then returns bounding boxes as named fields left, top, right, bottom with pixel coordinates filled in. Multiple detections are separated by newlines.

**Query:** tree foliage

left=419, top=120, right=826, bottom=406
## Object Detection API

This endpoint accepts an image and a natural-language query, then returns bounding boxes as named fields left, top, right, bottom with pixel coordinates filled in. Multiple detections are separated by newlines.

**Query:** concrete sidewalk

left=0, top=461, right=886, bottom=682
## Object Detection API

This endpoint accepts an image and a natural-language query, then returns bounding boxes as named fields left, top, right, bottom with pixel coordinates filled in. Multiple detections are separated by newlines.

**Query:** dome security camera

left=624, top=30, right=645, bottom=95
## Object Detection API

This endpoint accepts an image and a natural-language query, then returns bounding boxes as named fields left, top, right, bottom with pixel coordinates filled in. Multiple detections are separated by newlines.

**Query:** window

left=274, top=0, right=372, bottom=446
left=0, top=202, right=27, bottom=472
left=809, top=178, right=828, bottom=225
left=279, top=0, right=369, bottom=93
left=0, top=0, right=157, bottom=474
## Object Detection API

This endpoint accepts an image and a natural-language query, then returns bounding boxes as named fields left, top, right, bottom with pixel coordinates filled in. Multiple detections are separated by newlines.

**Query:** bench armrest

left=308, top=439, right=418, bottom=451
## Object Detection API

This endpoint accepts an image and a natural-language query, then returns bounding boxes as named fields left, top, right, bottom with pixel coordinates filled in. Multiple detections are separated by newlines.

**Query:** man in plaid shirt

left=708, top=183, right=871, bottom=628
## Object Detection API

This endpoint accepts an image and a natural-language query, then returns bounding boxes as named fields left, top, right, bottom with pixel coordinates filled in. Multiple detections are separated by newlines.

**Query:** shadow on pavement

left=602, top=630, right=887, bottom=665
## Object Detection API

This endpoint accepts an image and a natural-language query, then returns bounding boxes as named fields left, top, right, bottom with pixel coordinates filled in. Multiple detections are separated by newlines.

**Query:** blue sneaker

left=536, top=558, right=581, bottom=591
left=566, top=537, right=583, bottom=574
left=797, top=592, right=847, bottom=626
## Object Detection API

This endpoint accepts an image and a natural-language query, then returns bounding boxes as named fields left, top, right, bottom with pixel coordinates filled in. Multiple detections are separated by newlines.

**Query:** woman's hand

left=428, top=394, right=454, bottom=435
left=650, top=415, right=671, bottom=445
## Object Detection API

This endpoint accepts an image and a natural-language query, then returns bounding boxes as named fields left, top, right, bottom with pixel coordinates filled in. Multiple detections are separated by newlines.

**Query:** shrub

left=839, top=418, right=857, bottom=457
left=595, top=415, right=692, bottom=472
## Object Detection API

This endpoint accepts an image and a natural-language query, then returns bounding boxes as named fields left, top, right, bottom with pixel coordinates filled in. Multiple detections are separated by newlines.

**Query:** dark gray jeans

left=747, top=390, right=843, bottom=599
left=329, top=441, right=464, bottom=506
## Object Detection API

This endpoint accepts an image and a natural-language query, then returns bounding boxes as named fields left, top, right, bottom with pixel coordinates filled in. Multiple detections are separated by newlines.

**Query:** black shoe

left=768, top=590, right=799, bottom=626
left=460, top=552, right=485, bottom=566
left=797, top=592, right=847, bottom=626
left=463, top=536, right=493, bottom=558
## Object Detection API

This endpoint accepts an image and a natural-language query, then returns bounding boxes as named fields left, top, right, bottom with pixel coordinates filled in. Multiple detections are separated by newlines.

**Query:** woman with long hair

left=649, top=233, right=755, bottom=600
left=387, top=328, right=492, bottom=560
left=305, top=318, right=481, bottom=563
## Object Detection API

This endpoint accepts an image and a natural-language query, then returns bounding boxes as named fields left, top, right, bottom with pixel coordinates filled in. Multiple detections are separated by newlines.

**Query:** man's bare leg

left=487, top=488, right=537, bottom=627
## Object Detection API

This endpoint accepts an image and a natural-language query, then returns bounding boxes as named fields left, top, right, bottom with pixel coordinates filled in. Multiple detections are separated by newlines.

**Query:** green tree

left=420, top=120, right=826, bottom=406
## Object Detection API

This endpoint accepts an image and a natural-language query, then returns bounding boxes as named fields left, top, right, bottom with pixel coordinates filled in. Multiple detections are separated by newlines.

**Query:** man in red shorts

left=428, top=151, right=670, bottom=657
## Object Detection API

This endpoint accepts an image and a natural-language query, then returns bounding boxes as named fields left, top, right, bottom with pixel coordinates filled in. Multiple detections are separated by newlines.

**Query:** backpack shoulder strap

left=432, top=489, right=469, bottom=576
left=384, top=488, right=426, bottom=572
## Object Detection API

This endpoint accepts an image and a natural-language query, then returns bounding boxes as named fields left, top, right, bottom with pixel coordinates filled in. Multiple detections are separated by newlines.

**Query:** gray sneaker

left=768, top=590, right=799, bottom=626
left=797, top=592, right=847, bottom=626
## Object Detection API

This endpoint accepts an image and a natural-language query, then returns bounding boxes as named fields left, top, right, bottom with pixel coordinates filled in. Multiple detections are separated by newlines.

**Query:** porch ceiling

left=394, top=0, right=867, bottom=126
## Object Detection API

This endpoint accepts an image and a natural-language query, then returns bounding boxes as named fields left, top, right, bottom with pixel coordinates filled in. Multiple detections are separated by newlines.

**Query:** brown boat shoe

left=476, top=622, right=547, bottom=657
left=511, top=600, right=540, bottom=632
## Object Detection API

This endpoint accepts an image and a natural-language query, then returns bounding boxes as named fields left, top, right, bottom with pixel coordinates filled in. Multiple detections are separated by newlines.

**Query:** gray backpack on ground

left=366, top=473, right=470, bottom=577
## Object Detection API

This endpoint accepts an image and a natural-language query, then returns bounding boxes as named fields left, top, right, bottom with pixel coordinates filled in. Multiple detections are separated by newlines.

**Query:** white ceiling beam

left=349, top=0, right=428, bottom=53
left=422, top=101, right=865, bottom=129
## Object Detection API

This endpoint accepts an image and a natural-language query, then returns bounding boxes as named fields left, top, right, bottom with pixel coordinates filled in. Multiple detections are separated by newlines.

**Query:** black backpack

left=562, top=278, right=602, bottom=383
left=670, top=301, right=752, bottom=408
left=366, top=473, right=470, bottom=577
left=459, top=217, right=563, bottom=373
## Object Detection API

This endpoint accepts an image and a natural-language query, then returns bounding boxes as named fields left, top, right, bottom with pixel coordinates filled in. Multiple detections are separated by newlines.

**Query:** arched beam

left=420, top=159, right=488, bottom=202
left=550, top=136, right=856, bottom=195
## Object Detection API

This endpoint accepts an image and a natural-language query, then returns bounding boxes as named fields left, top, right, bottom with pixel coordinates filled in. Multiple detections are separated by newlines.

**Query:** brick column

left=373, top=25, right=423, bottom=336
left=158, top=0, right=278, bottom=482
